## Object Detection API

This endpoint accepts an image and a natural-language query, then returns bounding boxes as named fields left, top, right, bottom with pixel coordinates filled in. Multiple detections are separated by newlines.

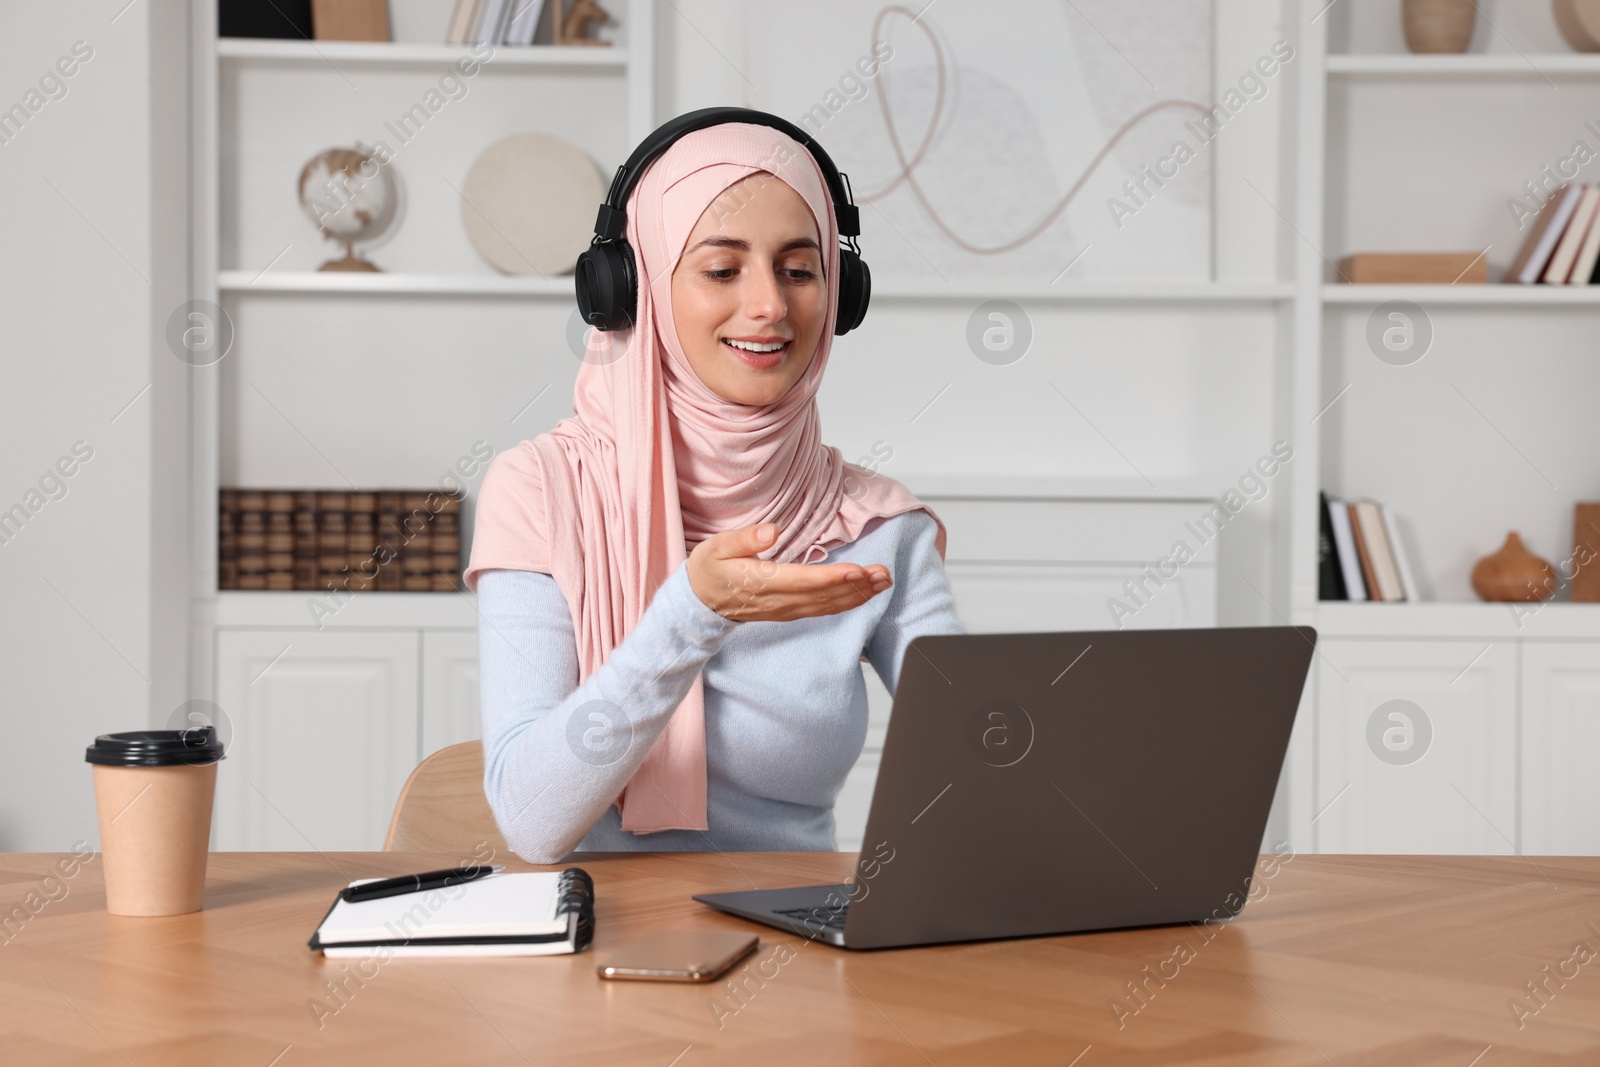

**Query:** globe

left=296, top=145, right=398, bottom=272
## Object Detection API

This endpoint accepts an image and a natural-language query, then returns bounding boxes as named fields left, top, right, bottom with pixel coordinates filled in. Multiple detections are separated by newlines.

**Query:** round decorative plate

left=460, top=132, right=604, bottom=276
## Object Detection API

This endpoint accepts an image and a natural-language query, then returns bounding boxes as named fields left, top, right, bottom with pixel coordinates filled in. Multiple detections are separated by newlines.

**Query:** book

left=220, top=0, right=314, bottom=39
left=1544, top=185, right=1600, bottom=282
left=265, top=491, right=296, bottom=591
left=346, top=493, right=378, bottom=592
left=1353, top=500, right=1404, bottom=601
left=446, top=0, right=484, bottom=44
left=503, top=0, right=545, bottom=44
left=1573, top=194, right=1600, bottom=285
left=294, top=490, right=319, bottom=589
left=431, top=491, right=464, bottom=591
left=218, top=488, right=240, bottom=590
left=402, top=491, right=434, bottom=590
left=473, top=0, right=514, bottom=44
left=1377, top=502, right=1420, bottom=601
left=318, top=492, right=349, bottom=593
left=1346, top=501, right=1380, bottom=601
left=376, top=490, right=405, bottom=591
left=1326, top=496, right=1367, bottom=601
left=1506, top=184, right=1583, bottom=283
left=309, top=868, right=595, bottom=958
left=1318, top=491, right=1348, bottom=600
left=219, top=487, right=472, bottom=594
left=236, top=490, right=268, bottom=590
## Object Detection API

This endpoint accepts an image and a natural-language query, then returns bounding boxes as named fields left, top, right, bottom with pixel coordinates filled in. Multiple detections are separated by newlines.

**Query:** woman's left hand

left=687, top=521, right=891, bottom=622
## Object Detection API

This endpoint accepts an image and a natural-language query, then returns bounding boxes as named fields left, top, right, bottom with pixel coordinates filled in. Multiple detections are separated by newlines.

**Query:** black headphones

left=574, top=106, right=871, bottom=336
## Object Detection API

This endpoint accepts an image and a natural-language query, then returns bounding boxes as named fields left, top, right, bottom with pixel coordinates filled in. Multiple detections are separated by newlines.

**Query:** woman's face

left=671, top=172, right=827, bottom=407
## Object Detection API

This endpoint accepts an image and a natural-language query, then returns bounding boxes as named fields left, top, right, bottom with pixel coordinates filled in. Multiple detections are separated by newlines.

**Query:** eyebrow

left=684, top=235, right=821, bottom=256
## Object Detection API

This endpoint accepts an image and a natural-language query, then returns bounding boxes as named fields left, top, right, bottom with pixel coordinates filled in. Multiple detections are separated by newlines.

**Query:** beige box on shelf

left=1336, top=252, right=1488, bottom=284
left=311, top=0, right=391, bottom=41
left=1573, top=502, right=1600, bottom=602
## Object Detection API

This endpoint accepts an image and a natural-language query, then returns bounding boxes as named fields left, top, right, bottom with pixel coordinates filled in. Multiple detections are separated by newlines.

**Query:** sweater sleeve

left=475, top=560, right=738, bottom=864
left=865, top=509, right=967, bottom=696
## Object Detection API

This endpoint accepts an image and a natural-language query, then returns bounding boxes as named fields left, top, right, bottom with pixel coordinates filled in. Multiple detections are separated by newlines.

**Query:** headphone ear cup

left=575, top=241, right=637, bottom=331
left=833, top=247, right=871, bottom=336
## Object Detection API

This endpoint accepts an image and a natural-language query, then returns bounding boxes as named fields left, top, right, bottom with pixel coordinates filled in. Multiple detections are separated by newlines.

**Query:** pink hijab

left=464, top=121, right=947, bottom=834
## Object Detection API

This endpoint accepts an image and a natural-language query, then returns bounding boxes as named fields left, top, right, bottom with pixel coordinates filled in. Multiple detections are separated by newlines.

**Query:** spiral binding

left=555, top=867, right=595, bottom=952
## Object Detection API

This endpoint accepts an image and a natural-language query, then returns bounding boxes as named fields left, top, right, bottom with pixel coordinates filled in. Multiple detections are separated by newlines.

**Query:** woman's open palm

left=687, top=522, right=892, bottom=622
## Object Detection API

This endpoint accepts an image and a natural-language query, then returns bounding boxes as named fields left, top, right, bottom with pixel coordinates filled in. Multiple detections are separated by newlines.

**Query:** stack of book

left=446, top=0, right=549, bottom=46
left=1319, top=492, right=1418, bottom=602
left=1505, top=183, right=1600, bottom=284
left=219, top=489, right=464, bottom=593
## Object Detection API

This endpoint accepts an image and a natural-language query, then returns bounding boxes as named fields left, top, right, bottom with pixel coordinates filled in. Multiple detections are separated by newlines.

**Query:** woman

left=464, top=118, right=965, bottom=864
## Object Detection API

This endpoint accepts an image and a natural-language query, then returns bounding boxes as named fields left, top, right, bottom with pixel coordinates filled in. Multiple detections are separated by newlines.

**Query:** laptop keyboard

left=773, top=904, right=849, bottom=932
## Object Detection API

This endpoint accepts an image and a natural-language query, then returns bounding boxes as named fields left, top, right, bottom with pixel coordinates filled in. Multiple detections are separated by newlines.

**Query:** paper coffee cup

left=85, top=726, right=225, bottom=916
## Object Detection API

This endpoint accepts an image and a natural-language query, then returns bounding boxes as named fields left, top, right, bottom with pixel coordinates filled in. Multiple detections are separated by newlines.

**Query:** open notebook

left=308, top=868, right=595, bottom=958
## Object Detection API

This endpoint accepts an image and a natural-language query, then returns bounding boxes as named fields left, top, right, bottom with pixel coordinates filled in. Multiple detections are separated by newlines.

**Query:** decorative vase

left=1470, top=531, right=1557, bottom=602
left=1554, top=0, right=1600, bottom=52
left=1402, top=0, right=1476, bottom=53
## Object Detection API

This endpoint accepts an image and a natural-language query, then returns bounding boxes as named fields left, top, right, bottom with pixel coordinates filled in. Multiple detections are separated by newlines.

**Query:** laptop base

left=693, top=884, right=853, bottom=947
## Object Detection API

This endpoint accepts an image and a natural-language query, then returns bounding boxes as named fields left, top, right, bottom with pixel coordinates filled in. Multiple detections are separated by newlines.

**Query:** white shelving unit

left=1322, top=284, right=1600, bottom=304
left=871, top=281, right=1295, bottom=302
left=193, top=0, right=1600, bottom=858
left=1287, top=2, right=1600, bottom=856
left=185, top=2, right=655, bottom=850
left=192, top=0, right=655, bottom=598
left=1326, top=53, right=1600, bottom=75
left=217, top=37, right=629, bottom=68
left=217, top=270, right=577, bottom=296
left=176, top=1, right=1308, bottom=855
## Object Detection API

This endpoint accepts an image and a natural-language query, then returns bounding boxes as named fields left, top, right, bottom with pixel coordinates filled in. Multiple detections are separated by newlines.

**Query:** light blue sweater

left=475, top=508, right=965, bottom=863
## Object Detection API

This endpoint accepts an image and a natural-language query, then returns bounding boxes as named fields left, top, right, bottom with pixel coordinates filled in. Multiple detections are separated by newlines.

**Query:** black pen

left=341, top=864, right=504, bottom=904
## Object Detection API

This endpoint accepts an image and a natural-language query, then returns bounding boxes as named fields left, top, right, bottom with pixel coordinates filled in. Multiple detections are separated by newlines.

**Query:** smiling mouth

left=722, top=338, right=791, bottom=367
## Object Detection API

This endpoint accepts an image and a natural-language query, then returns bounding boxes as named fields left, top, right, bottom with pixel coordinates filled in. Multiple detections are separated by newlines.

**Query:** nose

left=742, top=264, right=786, bottom=323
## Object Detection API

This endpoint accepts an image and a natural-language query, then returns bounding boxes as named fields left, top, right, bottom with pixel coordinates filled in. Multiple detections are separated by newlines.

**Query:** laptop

left=694, top=624, right=1317, bottom=950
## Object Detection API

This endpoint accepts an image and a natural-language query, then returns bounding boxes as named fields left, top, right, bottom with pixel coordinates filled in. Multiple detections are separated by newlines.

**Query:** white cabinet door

left=1314, top=639, right=1516, bottom=854
left=422, top=630, right=481, bottom=757
left=214, top=630, right=420, bottom=851
left=1522, top=641, right=1600, bottom=854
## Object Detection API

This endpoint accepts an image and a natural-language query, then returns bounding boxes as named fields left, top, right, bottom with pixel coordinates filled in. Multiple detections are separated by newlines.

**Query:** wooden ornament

left=1402, top=0, right=1476, bottom=53
left=555, top=0, right=613, bottom=46
left=1555, top=0, right=1600, bottom=52
left=1470, top=531, right=1557, bottom=602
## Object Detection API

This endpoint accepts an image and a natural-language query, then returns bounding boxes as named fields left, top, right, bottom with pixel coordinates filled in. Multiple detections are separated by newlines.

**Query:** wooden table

left=2, top=849, right=1598, bottom=1065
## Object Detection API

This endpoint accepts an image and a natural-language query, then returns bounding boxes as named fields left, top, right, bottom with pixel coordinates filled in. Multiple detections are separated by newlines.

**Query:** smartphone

left=596, top=930, right=759, bottom=982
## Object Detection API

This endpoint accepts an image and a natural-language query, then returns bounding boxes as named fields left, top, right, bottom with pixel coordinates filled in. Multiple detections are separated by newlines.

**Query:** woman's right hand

left=687, top=522, right=892, bottom=622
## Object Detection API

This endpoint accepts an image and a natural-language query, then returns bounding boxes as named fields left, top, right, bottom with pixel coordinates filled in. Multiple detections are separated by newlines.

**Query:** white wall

left=0, top=0, right=190, bottom=850
left=654, top=0, right=1296, bottom=630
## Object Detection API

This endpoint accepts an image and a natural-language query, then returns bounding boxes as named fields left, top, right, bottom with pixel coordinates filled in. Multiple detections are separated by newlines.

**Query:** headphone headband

left=590, top=106, right=860, bottom=244
left=575, top=106, right=871, bottom=336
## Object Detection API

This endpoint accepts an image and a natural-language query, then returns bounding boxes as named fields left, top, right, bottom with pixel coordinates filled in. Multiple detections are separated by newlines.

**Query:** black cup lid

left=85, top=726, right=225, bottom=766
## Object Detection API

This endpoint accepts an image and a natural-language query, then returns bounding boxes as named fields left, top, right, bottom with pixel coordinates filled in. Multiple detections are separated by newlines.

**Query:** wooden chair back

left=382, top=740, right=509, bottom=855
